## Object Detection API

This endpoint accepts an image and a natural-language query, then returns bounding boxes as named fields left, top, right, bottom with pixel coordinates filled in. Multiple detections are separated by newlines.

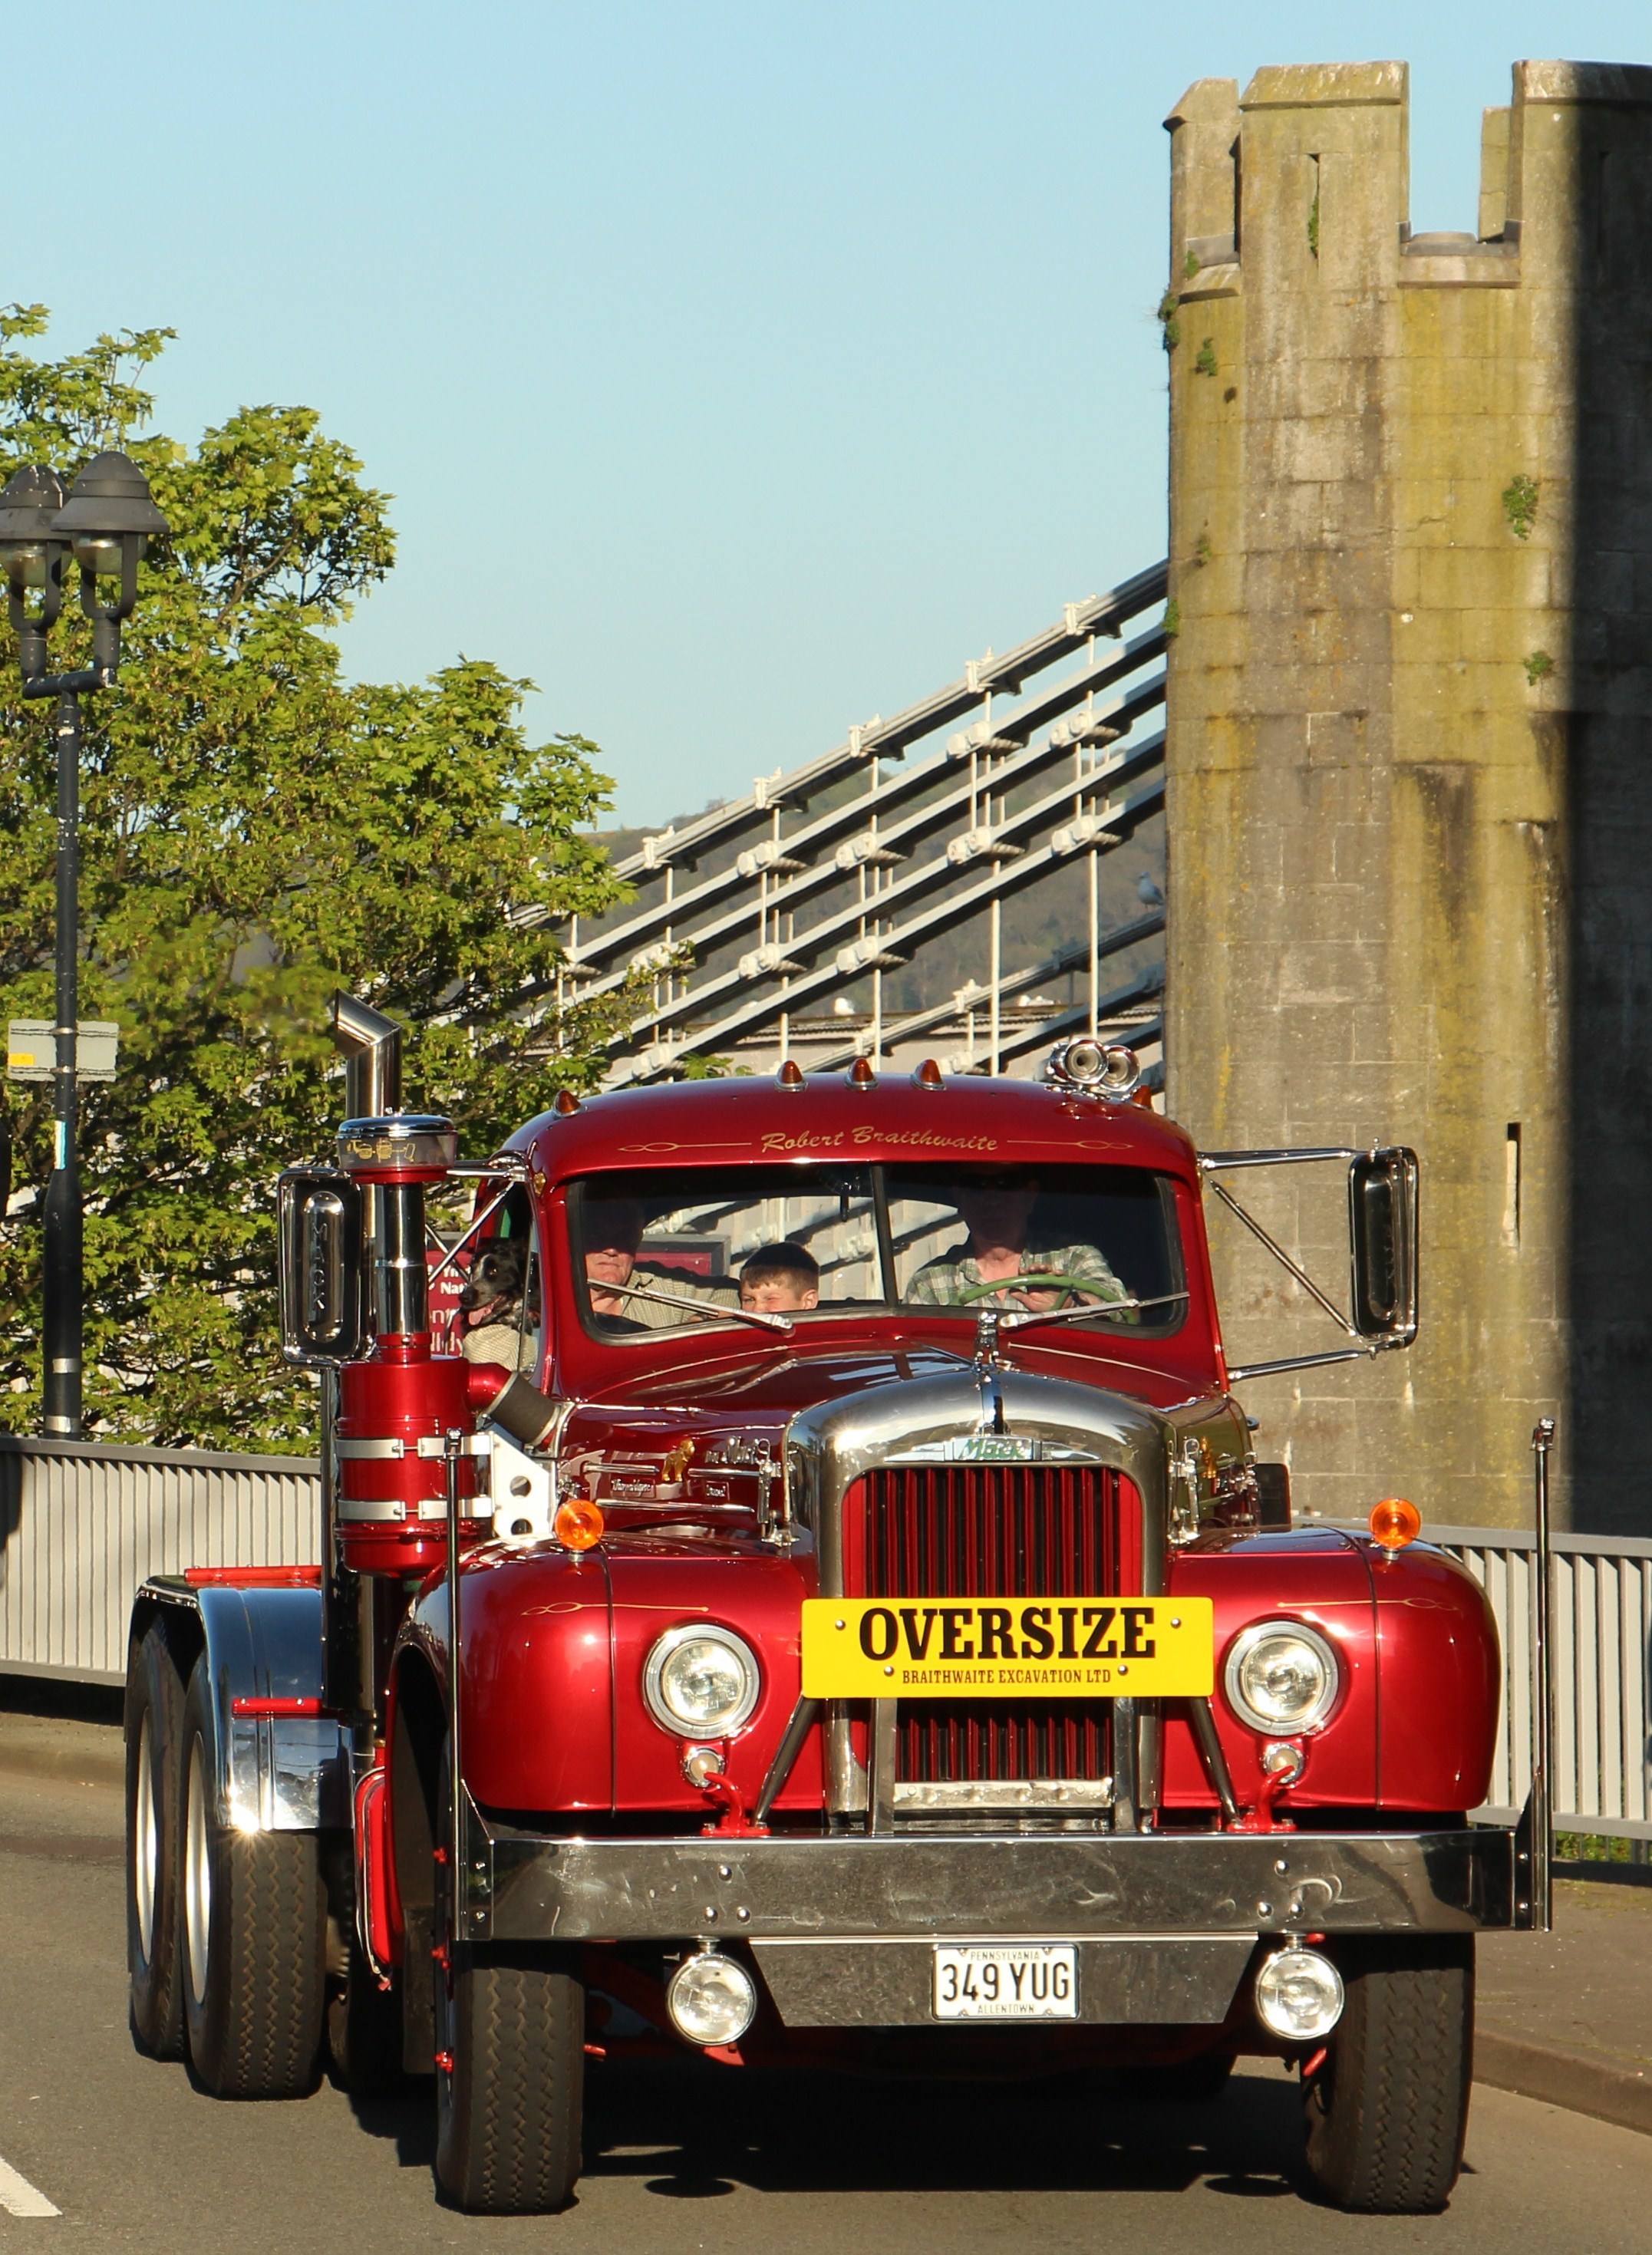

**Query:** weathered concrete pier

left=1164, top=61, right=1652, bottom=1531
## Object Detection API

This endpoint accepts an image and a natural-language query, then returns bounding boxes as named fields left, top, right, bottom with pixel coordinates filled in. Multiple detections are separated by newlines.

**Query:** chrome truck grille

left=846, top=1464, right=1139, bottom=1787
left=785, top=1366, right=1171, bottom=1827
left=854, top=1462, right=1135, bottom=1600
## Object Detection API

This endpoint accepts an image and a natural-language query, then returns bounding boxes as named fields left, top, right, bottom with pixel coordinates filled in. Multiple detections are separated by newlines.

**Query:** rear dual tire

left=126, top=1621, right=186, bottom=2059
left=179, top=1658, right=328, bottom=2098
left=1303, top=1937, right=1474, bottom=2214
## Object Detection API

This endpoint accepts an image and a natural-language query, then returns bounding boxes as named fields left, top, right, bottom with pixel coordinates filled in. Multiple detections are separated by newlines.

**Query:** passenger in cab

left=583, top=1196, right=737, bottom=1329
left=739, top=1242, right=820, bottom=1312
left=905, top=1169, right=1128, bottom=1312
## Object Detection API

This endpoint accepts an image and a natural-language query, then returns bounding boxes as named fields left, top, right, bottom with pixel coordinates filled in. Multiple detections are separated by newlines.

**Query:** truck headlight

left=1224, top=1620, right=1339, bottom=1734
left=645, top=1624, right=762, bottom=1736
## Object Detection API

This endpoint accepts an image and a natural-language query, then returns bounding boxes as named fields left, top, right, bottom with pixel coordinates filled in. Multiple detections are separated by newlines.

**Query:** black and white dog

left=457, top=1241, right=538, bottom=1365
left=458, top=1240, right=529, bottom=1329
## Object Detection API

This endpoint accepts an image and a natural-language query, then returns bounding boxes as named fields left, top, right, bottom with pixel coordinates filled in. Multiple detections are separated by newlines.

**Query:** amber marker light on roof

left=848, top=1055, right=876, bottom=1088
left=553, top=1087, right=582, bottom=1115
left=914, top=1058, right=945, bottom=1090
left=554, top=1498, right=605, bottom=1551
left=1369, top=1497, right=1422, bottom=1552
left=777, top=1059, right=806, bottom=1089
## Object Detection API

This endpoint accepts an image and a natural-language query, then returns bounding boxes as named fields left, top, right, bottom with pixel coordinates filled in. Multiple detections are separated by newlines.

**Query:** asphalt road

left=4, top=1765, right=1652, bottom=2253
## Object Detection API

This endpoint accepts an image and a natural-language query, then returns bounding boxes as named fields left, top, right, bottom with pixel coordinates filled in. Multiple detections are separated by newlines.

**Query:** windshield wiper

left=604, top=1277, right=793, bottom=1335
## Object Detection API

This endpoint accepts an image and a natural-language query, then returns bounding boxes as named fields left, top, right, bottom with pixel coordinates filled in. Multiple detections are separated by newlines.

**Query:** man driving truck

left=905, top=1169, right=1128, bottom=1311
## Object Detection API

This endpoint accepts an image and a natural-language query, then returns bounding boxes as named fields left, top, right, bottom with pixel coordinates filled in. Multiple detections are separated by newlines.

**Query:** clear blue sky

left=6, top=2, right=1647, bottom=824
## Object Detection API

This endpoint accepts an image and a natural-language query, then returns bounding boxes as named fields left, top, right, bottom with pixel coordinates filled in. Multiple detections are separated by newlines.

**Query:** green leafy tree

left=0, top=307, right=631, bottom=1449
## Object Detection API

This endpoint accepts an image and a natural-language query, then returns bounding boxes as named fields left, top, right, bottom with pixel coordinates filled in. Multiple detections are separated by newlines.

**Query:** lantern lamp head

left=0, top=464, right=67, bottom=595
left=51, top=452, right=170, bottom=625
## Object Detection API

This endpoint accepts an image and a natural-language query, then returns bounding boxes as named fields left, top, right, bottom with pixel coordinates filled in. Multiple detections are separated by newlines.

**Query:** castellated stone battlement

left=1161, top=61, right=1652, bottom=1534
left=1169, top=59, right=1652, bottom=298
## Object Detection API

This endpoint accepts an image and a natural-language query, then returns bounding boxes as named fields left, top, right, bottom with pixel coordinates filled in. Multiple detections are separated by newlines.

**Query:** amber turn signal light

left=1368, top=1496, right=1422, bottom=1551
left=554, top=1498, right=605, bottom=1551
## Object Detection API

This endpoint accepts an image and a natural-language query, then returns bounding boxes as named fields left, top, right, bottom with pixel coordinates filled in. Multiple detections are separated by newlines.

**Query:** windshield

left=569, top=1162, right=1184, bottom=1341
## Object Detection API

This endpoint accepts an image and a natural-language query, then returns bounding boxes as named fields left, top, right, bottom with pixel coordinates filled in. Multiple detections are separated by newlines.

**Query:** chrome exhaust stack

left=330, top=991, right=403, bottom=1119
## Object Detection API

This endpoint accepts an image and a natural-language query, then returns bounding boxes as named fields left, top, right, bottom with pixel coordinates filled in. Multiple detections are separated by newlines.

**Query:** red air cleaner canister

left=335, top=1344, right=489, bottom=1576
left=331, top=1112, right=491, bottom=1576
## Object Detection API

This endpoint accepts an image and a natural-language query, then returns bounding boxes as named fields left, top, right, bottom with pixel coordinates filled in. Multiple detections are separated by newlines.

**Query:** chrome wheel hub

left=183, top=1738, right=212, bottom=2008
left=134, top=1710, right=158, bottom=1960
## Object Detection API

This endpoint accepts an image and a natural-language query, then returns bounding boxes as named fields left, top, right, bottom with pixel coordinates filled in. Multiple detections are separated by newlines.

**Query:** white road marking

left=0, top=2154, right=59, bottom=2217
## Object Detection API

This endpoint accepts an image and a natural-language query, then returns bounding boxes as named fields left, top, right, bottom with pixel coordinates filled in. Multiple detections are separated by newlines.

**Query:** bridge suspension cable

left=551, top=559, right=1169, bottom=1083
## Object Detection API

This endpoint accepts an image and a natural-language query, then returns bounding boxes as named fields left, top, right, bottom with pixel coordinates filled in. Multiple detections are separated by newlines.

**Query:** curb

left=1477, top=2029, right=1652, bottom=2138
left=0, top=1736, right=124, bottom=1792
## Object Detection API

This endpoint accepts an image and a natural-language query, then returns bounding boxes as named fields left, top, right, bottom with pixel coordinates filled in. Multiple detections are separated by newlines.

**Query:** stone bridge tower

left=1163, top=61, right=1652, bottom=1532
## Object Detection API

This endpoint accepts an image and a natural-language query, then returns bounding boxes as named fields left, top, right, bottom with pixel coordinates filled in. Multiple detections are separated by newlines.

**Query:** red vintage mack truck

left=123, top=997, right=1540, bottom=2217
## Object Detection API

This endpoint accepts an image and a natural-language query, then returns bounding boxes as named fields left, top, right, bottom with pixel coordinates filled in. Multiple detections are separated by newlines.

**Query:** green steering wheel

left=946, top=1272, right=1113, bottom=1309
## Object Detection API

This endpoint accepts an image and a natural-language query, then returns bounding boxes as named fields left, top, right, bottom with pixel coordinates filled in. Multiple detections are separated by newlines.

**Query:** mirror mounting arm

left=1199, top=1144, right=1420, bottom=1370
left=1203, top=1177, right=1357, bottom=1338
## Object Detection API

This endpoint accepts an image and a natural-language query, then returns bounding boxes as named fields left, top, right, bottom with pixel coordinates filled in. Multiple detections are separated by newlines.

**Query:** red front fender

left=405, top=1547, right=617, bottom=1814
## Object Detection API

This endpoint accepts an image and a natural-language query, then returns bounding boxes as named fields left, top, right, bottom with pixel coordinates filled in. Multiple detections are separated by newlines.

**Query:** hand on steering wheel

left=948, top=1271, right=1103, bottom=1309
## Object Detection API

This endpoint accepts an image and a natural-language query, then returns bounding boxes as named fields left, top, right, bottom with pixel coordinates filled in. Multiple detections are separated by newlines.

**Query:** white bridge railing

left=0, top=1436, right=319, bottom=1686
left=1, top=1437, right=1646, bottom=1837
left=1420, top=1521, right=1652, bottom=1841
left=555, top=562, right=1170, bottom=1085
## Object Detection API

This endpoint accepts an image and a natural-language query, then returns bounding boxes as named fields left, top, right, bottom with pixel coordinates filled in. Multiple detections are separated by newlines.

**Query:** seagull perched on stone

left=1137, top=872, right=1165, bottom=908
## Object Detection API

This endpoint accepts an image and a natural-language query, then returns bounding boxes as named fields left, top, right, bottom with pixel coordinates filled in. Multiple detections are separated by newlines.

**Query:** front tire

left=1302, top=1937, right=1473, bottom=2214
left=125, top=1620, right=186, bottom=2059
left=180, top=1659, right=327, bottom=2098
left=435, top=1951, right=585, bottom=2214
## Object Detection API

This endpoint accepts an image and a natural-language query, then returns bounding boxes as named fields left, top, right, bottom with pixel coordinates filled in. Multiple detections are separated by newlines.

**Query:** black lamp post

left=0, top=453, right=169, bottom=1436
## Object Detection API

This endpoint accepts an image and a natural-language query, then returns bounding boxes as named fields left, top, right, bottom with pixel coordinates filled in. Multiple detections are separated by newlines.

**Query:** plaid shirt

left=905, top=1240, right=1128, bottom=1309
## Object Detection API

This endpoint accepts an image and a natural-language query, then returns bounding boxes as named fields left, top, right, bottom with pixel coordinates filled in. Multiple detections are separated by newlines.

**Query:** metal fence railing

left=0, top=1435, right=320, bottom=1686
left=1423, top=1523, right=1652, bottom=1841
left=2, top=1432, right=1647, bottom=1837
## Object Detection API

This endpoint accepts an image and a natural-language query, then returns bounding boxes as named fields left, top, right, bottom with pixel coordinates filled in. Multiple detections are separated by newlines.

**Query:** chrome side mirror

left=1348, top=1147, right=1418, bottom=1345
left=278, top=1168, right=363, bottom=1365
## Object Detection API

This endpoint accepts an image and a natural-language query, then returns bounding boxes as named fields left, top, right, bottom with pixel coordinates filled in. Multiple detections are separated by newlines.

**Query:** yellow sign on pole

left=800, top=1596, right=1214, bottom=1699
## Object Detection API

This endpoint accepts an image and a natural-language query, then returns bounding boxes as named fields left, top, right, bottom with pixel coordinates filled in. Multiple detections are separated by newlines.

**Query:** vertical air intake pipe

left=330, top=991, right=403, bottom=1119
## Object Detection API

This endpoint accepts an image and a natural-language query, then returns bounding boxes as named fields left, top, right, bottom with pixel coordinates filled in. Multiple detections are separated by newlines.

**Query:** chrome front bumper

left=465, top=1818, right=1519, bottom=1949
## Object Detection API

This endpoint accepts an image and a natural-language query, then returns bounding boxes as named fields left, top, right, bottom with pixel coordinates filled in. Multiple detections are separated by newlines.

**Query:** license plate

left=933, top=1944, right=1078, bottom=2020
left=800, top=1596, right=1213, bottom=1699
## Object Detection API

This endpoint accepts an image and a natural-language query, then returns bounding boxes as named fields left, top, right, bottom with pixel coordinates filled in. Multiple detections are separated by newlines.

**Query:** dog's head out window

left=457, top=1185, right=541, bottom=1371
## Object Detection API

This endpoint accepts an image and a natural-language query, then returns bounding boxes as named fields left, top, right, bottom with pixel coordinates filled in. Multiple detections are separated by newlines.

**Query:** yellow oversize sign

left=801, top=1596, right=1214, bottom=1699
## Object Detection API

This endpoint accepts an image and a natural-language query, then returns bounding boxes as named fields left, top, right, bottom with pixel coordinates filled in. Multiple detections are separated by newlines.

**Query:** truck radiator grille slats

left=893, top=1696, right=1110, bottom=1785
left=859, top=1463, right=1128, bottom=1602
left=851, top=1464, right=1133, bottom=1786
